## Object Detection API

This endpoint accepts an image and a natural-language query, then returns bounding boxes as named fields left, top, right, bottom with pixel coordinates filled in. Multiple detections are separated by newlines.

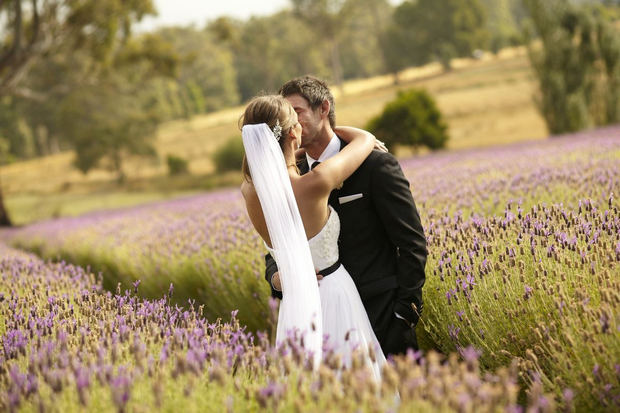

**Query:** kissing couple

left=240, top=76, right=427, bottom=378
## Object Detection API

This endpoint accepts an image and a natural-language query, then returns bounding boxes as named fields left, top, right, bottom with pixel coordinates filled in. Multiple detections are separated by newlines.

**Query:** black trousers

left=377, top=314, right=419, bottom=357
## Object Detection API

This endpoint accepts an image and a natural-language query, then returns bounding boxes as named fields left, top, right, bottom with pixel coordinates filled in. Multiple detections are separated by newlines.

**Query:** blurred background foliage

left=0, top=0, right=619, bottom=226
left=523, top=0, right=620, bottom=133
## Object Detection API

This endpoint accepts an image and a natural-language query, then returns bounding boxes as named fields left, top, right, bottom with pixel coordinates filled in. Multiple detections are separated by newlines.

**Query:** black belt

left=318, top=260, right=341, bottom=277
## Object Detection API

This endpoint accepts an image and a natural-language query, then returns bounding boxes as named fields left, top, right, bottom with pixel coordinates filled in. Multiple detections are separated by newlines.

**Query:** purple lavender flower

left=448, top=324, right=461, bottom=341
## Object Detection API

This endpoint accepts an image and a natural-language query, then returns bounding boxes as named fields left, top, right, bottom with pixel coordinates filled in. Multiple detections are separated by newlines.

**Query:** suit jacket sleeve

left=264, top=253, right=283, bottom=299
left=371, top=152, right=427, bottom=325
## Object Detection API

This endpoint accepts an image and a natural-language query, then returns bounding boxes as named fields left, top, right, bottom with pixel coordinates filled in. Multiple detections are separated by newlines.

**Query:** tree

left=338, top=0, right=393, bottom=79
left=366, top=89, right=448, bottom=153
left=56, top=34, right=179, bottom=183
left=0, top=0, right=157, bottom=99
left=155, top=27, right=240, bottom=116
left=523, top=0, right=620, bottom=133
left=596, top=7, right=620, bottom=124
left=0, top=96, right=31, bottom=159
left=212, top=136, right=245, bottom=173
left=291, top=0, right=351, bottom=87
left=0, top=136, right=11, bottom=226
left=380, top=1, right=433, bottom=79
left=479, top=0, right=523, bottom=53
left=11, top=51, right=81, bottom=157
left=0, top=0, right=157, bottom=226
left=59, top=77, right=159, bottom=183
left=232, top=12, right=328, bottom=101
left=385, top=0, right=489, bottom=71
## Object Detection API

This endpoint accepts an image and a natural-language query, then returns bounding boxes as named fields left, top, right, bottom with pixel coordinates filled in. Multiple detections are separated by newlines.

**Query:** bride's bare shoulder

left=240, top=181, right=259, bottom=208
left=240, top=180, right=254, bottom=196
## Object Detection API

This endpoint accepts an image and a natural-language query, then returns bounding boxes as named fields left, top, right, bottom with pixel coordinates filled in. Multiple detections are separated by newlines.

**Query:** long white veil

left=242, top=123, right=323, bottom=368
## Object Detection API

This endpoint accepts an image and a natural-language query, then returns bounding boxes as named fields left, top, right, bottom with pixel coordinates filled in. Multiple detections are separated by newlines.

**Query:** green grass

left=6, top=191, right=196, bottom=226
left=5, top=171, right=243, bottom=226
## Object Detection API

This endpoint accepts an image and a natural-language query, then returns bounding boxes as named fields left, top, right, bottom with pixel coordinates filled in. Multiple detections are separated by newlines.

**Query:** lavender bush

left=0, top=246, right=531, bottom=412
left=4, top=126, right=620, bottom=410
left=6, top=191, right=268, bottom=332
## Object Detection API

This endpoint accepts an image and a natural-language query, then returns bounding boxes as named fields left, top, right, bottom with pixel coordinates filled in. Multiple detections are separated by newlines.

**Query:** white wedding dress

left=268, top=205, right=386, bottom=381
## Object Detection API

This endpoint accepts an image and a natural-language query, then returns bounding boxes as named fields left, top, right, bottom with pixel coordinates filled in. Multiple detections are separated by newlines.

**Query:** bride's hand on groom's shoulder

left=374, top=138, right=388, bottom=153
left=271, top=272, right=282, bottom=291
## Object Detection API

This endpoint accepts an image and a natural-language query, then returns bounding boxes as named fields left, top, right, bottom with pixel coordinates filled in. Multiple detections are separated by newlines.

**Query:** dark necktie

left=311, top=161, right=321, bottom=170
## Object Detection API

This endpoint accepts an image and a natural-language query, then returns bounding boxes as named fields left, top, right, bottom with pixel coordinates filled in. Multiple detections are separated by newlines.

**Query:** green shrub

left=366, top=89, right=449, bottom=152
left=166, top=154, right=189, bottom=176
left=213, top=136, right=245, bottom=173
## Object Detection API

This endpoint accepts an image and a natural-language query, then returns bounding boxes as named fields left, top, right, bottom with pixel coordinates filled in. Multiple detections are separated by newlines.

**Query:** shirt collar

left=306, top=133, right=340, bottom=168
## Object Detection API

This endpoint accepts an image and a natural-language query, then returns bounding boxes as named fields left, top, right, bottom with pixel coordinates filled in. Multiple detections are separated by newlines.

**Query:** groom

left=265, top=76, right=427, bottom=356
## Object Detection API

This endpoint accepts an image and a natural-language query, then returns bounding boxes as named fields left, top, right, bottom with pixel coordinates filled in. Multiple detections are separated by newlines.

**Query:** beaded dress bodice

left=307, top=205, right=340, bottom=271
left=265, top=205, right=340, bottom=271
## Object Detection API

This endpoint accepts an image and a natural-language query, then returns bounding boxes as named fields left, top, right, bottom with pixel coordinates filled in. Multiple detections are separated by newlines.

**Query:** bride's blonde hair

left=240, top=95, right=298, bottom=182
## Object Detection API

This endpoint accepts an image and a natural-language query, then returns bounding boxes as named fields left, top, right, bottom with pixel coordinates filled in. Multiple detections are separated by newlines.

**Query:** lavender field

left=0, top=245, right=536, bottom=412
left=2, top=126, right=620, bottom=411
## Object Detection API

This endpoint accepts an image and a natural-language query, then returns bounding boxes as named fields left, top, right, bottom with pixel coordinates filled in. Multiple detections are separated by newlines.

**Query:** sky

left=136, top=0, right=294, bottom=31
left=136, top=0, right=402, bottom=32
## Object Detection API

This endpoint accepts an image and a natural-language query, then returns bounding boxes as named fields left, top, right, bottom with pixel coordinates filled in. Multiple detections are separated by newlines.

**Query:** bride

left=240, top=95, right=386, bottom=380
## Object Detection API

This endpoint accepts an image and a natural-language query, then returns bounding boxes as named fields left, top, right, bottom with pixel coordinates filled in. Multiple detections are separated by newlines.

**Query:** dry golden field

left=2, top=47, right=548, bottom=224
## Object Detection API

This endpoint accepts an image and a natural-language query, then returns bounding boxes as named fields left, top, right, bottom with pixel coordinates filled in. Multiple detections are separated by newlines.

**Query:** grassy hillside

left=2, top=48, right=547, bottom=225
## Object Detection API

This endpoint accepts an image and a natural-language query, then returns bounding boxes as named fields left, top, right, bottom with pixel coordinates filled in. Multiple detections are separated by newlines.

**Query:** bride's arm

left=335, top=126, right=387, bottom=152
left=305, top=126, right=375, bottom=194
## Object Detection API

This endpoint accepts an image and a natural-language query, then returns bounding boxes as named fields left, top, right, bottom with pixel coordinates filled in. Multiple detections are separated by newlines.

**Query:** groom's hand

left=272, top=270, right=324, bottom=291
left=315, top=270, right=324, bottom=282
left=394, top=299, right=422, bottom=328
left=270, top=271, right=282, bottom=291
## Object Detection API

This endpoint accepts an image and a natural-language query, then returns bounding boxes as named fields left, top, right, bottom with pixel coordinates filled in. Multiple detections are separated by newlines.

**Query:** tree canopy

left=382, top=0, right=489, bottom=71
left=523, top=0, right=620, bottom=133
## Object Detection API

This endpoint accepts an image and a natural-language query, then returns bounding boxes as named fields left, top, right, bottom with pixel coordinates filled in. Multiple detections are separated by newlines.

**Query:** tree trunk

left=0, top=182, right=11, bottom=227
left=113, top=150, right=126, bottom=185
left=392, top=71, right=401, bottom=85
left=34, top=125, right=48, bottom=156
left=49, top=133, right=60, bottom=154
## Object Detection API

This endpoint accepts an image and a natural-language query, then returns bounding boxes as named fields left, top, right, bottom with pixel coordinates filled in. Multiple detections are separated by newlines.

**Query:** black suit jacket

left=264, top=139, right=427, bottom=334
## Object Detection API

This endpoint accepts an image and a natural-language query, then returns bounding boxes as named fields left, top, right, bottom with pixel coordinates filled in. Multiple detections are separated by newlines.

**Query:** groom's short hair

left=279, top=75, right=336, bottom=129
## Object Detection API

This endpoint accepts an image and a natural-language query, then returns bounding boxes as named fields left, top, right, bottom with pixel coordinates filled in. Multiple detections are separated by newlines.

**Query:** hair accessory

left=272, top=119, right=282, bottom=142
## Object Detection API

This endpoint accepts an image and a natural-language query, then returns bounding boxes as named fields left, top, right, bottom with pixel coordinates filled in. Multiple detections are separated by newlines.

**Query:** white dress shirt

left=306, top=133, right=340, bottom=169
